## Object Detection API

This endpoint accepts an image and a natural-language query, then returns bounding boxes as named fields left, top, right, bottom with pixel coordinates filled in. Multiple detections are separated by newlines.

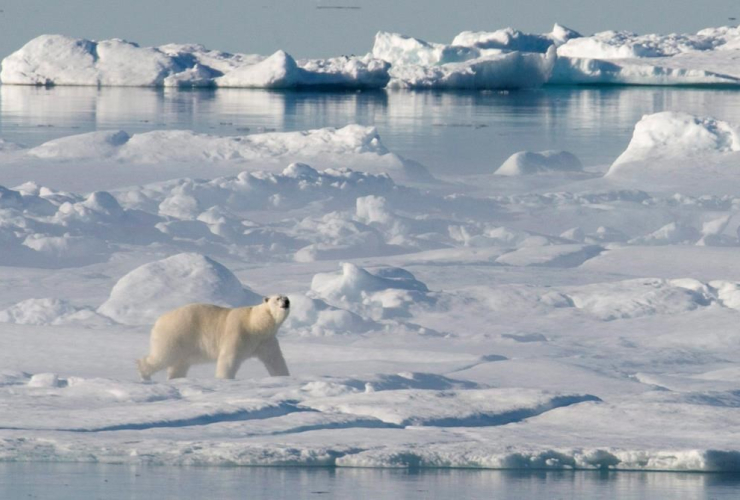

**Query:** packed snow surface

left=3, top=111, right=740, bottom=470
left=4, top=24, right=740, bottom=89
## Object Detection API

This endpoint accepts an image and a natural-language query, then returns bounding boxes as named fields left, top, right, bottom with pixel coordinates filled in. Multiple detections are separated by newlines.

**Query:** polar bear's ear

left=264, top=297, right=269, bottom=303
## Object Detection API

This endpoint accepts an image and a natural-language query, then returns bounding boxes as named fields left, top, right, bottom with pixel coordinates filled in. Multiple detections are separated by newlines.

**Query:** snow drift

left=495, top=150, right=583, bottom=176
left=611, top=112, right=740, bottom=168
left=25, top=125, right=432, bottom=183
left=97, top=253, right=261, bottom=325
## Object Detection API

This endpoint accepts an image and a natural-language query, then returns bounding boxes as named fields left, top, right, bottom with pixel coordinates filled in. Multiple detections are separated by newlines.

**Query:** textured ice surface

left=5, top=24, right=740, bottom=89
left=2, top=110, right=740, bottom=470
left=0, top=35, right=390, bottom=89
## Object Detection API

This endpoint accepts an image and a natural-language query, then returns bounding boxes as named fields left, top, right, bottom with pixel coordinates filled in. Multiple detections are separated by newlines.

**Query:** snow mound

left=1, top=35, right=390, bottom=89
left=567, top=278, right=713, bottom=321
left=0, top=298, right=96, bottom=326
left=283, top=295, right=376, bottom=336
left=310, top=263, right=431, bottom=320
left=610, top=112, right=740, bottom=170
left=452, top=24, right=581, bottom=53
left=29, top=130, right=131, bottom=160
left=495, top=150, right=583, bottom=176
left=372, top=32, right=557, bottom=89
left=30, top=125, right=384, bottom=161
left=97, top=253, right=261, bottom=325
left=557, top=28, right=739, bottom=60
left=26, top=125, right=431, bottom=182
left=629, top=222, right=702, bottom=246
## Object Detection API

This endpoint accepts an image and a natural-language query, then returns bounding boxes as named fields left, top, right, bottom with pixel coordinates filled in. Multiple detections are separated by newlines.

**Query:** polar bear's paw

left=136, top=358, right=153, bottom=382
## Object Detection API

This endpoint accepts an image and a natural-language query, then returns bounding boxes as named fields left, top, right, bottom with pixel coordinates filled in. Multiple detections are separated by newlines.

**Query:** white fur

left=137, top=295, right=290, bottom=380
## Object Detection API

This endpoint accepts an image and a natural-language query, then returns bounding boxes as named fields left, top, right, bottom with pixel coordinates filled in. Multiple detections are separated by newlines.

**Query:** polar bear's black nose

left=282, top=297, right=290, bottom=308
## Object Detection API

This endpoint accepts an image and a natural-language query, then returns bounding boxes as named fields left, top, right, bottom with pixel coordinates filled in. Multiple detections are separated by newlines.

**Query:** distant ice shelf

left=2, top=25, right=740, bottom=89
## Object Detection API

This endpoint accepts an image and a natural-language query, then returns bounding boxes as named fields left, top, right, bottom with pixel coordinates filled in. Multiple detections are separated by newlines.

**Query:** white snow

left=557, top=27, right=740, bottom=60
left=372, top=32, right=557, bottom=89
left=452, top=24, right=581, bottom=53
left=4, top=26, right=740, bottom=90
left=3, top=47, right=740, bottom=471
left=611, top=112, right=740, bottom=167
left=97, top=253, right=261, bottom=326
left=551, top=26, right=740, bottom=86
left=0, top=35, right=390, bottom=89
left=16, top=125, right=432, bottom=185
left=495, top=150, right=583, bottom=176
left=605, top=112, right=740, bottom=193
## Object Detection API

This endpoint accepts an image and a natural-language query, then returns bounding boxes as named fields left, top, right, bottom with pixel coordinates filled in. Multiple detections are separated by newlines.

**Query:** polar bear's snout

left=281, top=296, right=290, bottom=309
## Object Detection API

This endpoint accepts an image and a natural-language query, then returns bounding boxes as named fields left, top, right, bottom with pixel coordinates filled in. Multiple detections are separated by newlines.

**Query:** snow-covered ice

left=0, top=35, right=390, bottom=89
left=4, top=24, right=740, bottom=89
left=2, top=84, right=740, bottom=472
left=495, top=150, right=583, bottom=176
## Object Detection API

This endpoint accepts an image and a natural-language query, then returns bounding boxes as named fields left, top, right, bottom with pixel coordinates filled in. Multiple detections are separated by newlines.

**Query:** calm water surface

left=2, top=86, right=740, bottom=175
left=2, top=464, right=740, bottom=500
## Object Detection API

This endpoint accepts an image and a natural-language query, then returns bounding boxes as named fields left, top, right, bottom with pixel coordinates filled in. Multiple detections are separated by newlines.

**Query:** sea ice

left=0, top=35, right=390, bottom=89
left=2, top=109, right=740, bottom=470
left=4, top=26, right=740, bottom=90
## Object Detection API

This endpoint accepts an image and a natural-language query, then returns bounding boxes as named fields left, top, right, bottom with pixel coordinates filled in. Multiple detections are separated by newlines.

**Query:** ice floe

left=3, top=107, right=740, bottom=470
left=0, top=35, right=390, bottom=89
left=5, top=24, right=740, bottom=90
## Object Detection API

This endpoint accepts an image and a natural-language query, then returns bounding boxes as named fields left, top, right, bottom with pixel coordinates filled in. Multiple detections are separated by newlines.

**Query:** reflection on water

left=2, top=463, right=740, bottom=500
left=2, top=85, right=740, bottom=175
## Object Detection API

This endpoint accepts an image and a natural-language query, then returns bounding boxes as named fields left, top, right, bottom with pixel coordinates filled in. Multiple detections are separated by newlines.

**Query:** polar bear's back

left=151, top=303, right=236, bottom=361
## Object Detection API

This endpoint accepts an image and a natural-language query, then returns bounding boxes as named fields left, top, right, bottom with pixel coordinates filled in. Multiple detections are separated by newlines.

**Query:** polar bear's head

left=263, top=294, right=290, bottom=325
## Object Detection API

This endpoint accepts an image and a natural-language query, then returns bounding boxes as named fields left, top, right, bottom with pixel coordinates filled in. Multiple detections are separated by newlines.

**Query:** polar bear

left=137, top=295, right=291, bottom=380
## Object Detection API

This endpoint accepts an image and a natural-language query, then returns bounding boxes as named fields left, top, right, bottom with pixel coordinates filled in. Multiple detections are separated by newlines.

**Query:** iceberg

left=553, top=26, right=740, bottom=86
left=0, top=35, right=390, bottom=89
left=604, top=112, right=740, bottom=195
left=4, top=25, right=740, bottom=90
left=451, top=24, right=581, bottom=53
left=373, top=31, right=557, bottom=89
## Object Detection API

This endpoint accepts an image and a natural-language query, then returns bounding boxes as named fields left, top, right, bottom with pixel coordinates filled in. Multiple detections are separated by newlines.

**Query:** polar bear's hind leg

left=137, top=356, right=165, bottom=381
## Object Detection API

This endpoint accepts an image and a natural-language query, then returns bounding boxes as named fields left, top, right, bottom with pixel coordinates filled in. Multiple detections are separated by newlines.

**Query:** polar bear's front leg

left=215, top=351, right=241, bottom=379
left=256, top=336, right=290, bottom=376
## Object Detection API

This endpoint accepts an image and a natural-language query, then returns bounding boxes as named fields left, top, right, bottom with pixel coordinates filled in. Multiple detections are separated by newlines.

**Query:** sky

left=1, top=0, right=738, bottom=59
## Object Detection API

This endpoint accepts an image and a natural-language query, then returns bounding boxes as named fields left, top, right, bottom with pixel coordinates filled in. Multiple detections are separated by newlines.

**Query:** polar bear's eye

left=264, top=297, right=269, bottom=303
